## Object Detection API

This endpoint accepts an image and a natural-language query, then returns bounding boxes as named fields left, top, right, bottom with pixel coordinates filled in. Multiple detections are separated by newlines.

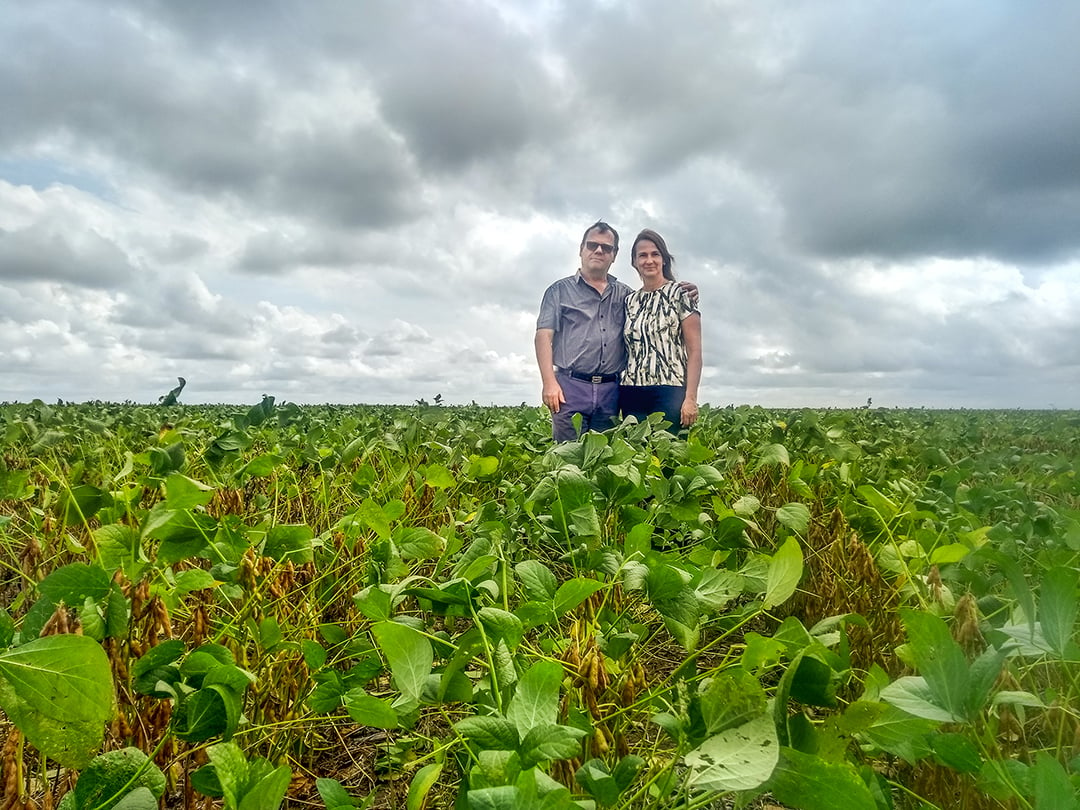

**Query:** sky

left=2, top=1, right=1079, bottom=409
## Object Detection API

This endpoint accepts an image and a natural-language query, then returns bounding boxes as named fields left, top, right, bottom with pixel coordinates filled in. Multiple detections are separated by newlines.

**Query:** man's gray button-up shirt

left=537, top=272, right=633, bottom=376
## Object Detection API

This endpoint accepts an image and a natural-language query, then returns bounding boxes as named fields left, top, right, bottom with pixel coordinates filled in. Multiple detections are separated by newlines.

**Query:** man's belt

left=558, top=368, right=619, bottom=384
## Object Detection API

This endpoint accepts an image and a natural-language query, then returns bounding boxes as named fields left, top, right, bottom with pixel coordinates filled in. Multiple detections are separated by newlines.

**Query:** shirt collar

left=575, top=270, right=619, bottom=284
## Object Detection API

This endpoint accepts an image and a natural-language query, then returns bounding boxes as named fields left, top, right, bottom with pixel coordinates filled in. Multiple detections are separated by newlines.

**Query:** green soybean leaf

left=132, top=639, right=184, bottom=696
left=929, top=733, right=982, bottom=774
left=354, top=586, right=393, bottom=621
left=263, top=524, right=314, bottom=564
left=38, top=562, right=111, bottom=605
left=1032, top=752, right=1076, bottom=810
left=1039, top=567, right=1078, bottom=658
left=466, top=785, right=519, bottom=810
left=519, top=724, right=587, bottom=767
left=110, top=787, right=159, bottom=810
left=694, top=568, right=744, bottom=611
left=206, top=743, right=247, bottom=807
left=316, top=778, right=359, bottom=809
left=899, top=610, right=971, bottom=721
left=423, top=464, right=457, bottom=489
left=857, top=702, right=937, bottom=763
left=165, top=474, right=214, bottom=510
left=879, top=676, right=961, bottom=723
left=393, top=527, right=445, bottom=560
left=406, top=763, right=443, bottom=810
left=357, top=499, right=393, bottom=540
left=302, top=640, right=328, bottom=671
left=73, top=747, right=166, bottom=809
left=372, top=621, right=432, bottom=703
left=175, top=569, right=216, bottom=595
left=178, top=685, right=230, bottom=742
left=78, top=597, right=106, bottom=641
left=766, top=747, right=876, bottom=810
left=478, top=607, right=524, bottom=650
left=344, top=690, right=399, bottom=729
left=57, top=484, right=107, bottom=526
left=553, top=578, right=605, bottom=616
left=788, top=653, right=838, bottom=708
left=764, top=536, right=803, bottom=610
left=775, top=503, right=811, bottom=535
left=978, top=548, right=1037, bottom=633
left=239, top=454, right=283, bottom=479
left=180, top=644, right=235, bottom=681
left=613, top=754, right=645, bottom=791
left=515, top=560, right=558, bottom=602
left=144, top=507, right=216, bottom=565
left=506, top=660, right=562, bottom=735
left=684, top=713, right=779, bottom=791
left=0, top=467, right=32, bottom=500
left=454, top=716, right=520, bottom=750
left=732, top=495, right=761, bottom=517
left=700, top=668, right=767, bottom=734
left=0, top=634, right=116, bottom=768
left=94, top=524, right=147, bottom=579
left=755, top=443, right=790, bottom=470
left=574, top=759, right=619, bottom=806
left=0, top=611, right=12, bottom=648
left=856, top=485, right=899, bottom=522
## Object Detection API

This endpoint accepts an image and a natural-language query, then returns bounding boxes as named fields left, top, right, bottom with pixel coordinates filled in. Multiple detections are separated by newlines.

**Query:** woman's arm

left=680, top=312, right=702, bottom=427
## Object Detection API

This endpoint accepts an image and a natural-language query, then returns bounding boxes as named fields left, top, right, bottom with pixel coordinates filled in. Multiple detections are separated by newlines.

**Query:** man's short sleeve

left=537, top=283, right=561, bottom=331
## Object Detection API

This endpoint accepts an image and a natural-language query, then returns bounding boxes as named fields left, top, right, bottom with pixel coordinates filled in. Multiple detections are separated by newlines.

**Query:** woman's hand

left=681, top=396, right=699, bottom=427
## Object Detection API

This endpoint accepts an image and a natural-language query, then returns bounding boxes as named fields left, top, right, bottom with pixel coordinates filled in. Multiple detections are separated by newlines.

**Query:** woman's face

left=632, top=240, right=664, bottom=282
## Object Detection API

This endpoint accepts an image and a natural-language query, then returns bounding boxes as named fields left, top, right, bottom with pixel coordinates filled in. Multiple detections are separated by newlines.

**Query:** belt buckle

left=590, top=375, right=603, bottom=384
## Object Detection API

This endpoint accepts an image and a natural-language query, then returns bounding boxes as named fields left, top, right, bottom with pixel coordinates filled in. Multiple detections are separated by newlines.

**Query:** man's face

left=579, top=228, right=617, bottom=274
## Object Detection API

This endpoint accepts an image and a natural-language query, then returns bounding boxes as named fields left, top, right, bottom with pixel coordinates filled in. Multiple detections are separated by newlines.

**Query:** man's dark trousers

left=551, top=370, right=620, bottom=442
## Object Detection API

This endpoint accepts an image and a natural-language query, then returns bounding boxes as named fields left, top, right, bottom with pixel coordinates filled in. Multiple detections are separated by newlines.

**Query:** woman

left=619, top=229, right=702, bottom=433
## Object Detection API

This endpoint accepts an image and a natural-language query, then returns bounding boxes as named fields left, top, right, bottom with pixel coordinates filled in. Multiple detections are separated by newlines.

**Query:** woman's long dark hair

left=630, top=228, right=675, bottom=280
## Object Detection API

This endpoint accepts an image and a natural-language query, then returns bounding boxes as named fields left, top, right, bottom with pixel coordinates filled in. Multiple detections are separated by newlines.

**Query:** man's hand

left=678, top=281, right=700, bottom=307
left=681, top=396, right=699, bottom=427
left=543, top=381, right=565, bottom=413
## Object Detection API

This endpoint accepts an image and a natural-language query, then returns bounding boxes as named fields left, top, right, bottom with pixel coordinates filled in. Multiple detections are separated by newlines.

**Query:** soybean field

left=0, top=400, right=1078, bottom=809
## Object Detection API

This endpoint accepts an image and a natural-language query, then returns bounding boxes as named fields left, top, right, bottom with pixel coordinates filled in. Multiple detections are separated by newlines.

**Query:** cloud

left=0, top=223, right=135, bottom=288
left=1, top=1, right=1078, bottom=408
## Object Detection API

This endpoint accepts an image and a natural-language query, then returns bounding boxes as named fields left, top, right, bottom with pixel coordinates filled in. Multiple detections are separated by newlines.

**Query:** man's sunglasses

left=584, top=241, right=616, bottom=255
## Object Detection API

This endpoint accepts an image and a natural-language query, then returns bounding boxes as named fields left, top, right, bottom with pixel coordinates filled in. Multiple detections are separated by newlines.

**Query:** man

left=534, top=221, right=628, bottom=442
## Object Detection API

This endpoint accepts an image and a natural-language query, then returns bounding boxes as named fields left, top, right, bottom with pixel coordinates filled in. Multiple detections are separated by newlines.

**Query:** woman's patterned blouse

left=622, top=281, right=698, bottom=387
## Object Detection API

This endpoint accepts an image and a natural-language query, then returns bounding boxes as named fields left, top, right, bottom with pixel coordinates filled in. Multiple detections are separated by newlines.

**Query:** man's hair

left=579, top=220, right=619, bottom=252
left=631, top=228, right=676, bottom=280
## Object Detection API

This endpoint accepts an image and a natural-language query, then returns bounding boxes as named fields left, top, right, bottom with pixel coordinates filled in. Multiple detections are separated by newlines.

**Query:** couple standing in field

left=534, top=220, right=703, bottom=442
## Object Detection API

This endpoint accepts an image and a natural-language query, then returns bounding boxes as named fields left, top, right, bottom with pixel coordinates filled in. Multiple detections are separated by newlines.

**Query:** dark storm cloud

left=368, top=14, right=564, bottom=171
left=3, top=0, right=1078, bottom=408
left=0, top=223, right=135, bottom=287
left=238, top=232, right=360, bottom=276
left=133, top=1, right=571, bottom=172
left=0, top=2, right=424, bottom=230
left=557, top=1, right=1080, bottom=265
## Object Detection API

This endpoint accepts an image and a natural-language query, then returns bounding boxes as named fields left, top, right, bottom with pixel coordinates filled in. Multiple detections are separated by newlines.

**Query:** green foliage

left=1, top=402, right=1078, bottom=809
left=0, top=634, right=116, bottom=768
left=63, top=747, right=166, bottom=810
left=197, top=741, right=291, bottom=810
